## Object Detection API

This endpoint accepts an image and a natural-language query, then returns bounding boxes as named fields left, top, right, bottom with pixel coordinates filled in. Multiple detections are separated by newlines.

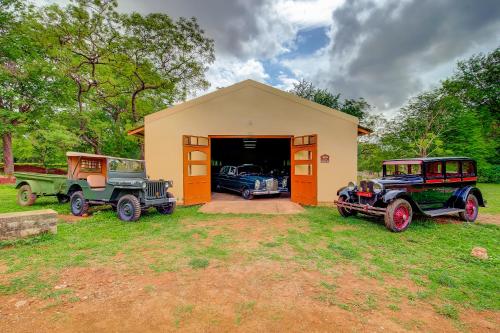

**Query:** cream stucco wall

left=144, top=80, right=358, bottom=205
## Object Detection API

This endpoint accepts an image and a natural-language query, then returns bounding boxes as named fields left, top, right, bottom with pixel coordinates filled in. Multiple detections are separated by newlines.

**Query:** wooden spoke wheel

left=384, top=199, right=413, bottom=232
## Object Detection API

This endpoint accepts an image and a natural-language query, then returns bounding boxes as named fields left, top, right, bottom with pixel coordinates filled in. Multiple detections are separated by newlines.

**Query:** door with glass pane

left=291, top=135, right=317, bottom=206
left=183, top=135, right=211, bottom=205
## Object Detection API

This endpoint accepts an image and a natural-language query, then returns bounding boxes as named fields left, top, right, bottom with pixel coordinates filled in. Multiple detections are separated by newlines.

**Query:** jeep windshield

left=237, top=165, right=262, bottom=175
left=108, top=159, right=145, bottom=173
left=383, top=161, right=422, bottom=177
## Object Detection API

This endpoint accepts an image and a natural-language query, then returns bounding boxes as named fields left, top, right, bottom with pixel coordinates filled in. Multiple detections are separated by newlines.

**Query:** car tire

left=384, top=198, right=413, bottom=232
left=17, top=185, right=36, bottom=206
left=70, top=191, right=89, bottom=216
left=242, top=188, right=253, bottom=200
left=117, top=195, right=141, bottom=222
left=57, top=194, right=70, bottom=204
left=337, top=195, right=357, bottom=217
left=459, top=194, right=478, bottom=222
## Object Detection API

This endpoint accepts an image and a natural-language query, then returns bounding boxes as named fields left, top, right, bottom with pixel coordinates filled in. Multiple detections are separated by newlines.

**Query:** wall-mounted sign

left=320, top=154, right=330, bottom=163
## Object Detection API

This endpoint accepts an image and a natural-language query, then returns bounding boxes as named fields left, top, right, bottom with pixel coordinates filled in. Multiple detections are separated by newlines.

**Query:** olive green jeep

left=66, top=152, right=176, bottom=222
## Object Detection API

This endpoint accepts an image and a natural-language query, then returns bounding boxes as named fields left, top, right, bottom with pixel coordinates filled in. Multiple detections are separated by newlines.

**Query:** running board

left=423, top=208, right=464, bottom=217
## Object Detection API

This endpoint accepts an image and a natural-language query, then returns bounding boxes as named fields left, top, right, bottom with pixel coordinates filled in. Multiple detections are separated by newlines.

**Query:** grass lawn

left=0, top=184, right=498, bottom=331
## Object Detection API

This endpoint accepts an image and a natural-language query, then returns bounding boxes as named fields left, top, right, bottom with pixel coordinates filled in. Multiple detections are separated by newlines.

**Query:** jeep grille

left=265, top=179, right=279, bottom=191
left=145, top=181, right=167, bottom=200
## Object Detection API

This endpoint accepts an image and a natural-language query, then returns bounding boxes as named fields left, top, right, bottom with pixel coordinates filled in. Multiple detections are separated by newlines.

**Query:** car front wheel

left=242, top=188, right=253, bottom=200
left=337, top=195, right=357, bottom=217
left=117, top=195, right=141, bottom=222
left=70, top=191, right=89, bottom=216
left=384, top=198, right=413, bottom=232
left=459, top=194, right=478, bottom=222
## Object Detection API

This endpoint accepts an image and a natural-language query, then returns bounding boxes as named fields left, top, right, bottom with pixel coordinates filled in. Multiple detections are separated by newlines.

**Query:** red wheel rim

left=393, top=205, right=410, bottom=230
left=465, top=198, right=476, bottom=220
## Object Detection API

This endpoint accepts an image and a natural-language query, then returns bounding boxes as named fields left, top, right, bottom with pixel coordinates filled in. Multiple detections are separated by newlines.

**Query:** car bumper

left=334, top=200, right=386, bottom=216
left=252, top=189, right=280, bottom=195
left=144, top=197, right=176, bottom=206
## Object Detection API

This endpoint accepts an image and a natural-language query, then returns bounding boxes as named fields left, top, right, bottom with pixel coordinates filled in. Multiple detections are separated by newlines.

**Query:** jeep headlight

left=255, top=180, right=261, bottom=190
left=165, top=180, right=173, bottom=188
left=372, top=181, right=383, bottom=194
left=347, top=181, right=356, bottom=191
left=142, top=182, right=147, bottom=189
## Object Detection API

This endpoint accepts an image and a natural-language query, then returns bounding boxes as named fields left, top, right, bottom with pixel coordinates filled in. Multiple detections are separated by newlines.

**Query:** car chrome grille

left=265, top=179, right=278, bottom=191
left=145, top=181, right=166, bottom=200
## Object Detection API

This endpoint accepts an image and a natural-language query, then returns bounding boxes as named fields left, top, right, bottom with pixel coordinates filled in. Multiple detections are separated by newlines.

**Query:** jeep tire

left=117, top=194, right=141, bottom=222
left=384, top=198, right=413, bottom=232
left=156, top=192, right=176, bottom=215
left=17, top=185, right=36, bottom=206
left=70, top=191, right=89, bottom=216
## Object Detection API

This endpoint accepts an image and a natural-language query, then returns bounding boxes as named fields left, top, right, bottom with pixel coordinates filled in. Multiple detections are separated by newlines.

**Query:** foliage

left=0, top=0, right=215, bottom=167
left=290, top=79, right=371, bottom=121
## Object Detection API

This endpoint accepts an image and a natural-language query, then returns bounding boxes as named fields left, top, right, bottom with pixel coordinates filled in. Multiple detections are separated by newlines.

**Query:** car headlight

left=255, top=180, right=261, bottom=190
left=347, top=181, right=356, bottom=191
left=282, top=178, right=287, bottom=188
left=142, top=182, right=147, bottom=189
left=372, top=181, right=383, bottom=194
left=165, top=180, right=173, bottom=188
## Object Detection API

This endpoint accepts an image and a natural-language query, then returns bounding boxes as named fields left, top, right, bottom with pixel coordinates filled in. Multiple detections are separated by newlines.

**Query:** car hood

left=241, top=175, right=276, bottom=181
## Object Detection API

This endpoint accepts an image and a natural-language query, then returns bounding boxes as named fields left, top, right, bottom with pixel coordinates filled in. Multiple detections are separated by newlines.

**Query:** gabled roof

left=145, top=79, right=359, bottom=124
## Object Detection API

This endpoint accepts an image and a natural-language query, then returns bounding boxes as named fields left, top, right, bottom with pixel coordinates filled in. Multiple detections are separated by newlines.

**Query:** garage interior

left=210, top=137, right=291, bottom=200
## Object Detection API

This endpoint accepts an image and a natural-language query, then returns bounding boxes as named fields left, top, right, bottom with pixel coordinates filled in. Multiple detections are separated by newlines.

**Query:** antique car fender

left=336, top=187, right=352, bottom=199
left=382, top=190, right=425, bottom=214
left=448, top=186, right=485, bottom=209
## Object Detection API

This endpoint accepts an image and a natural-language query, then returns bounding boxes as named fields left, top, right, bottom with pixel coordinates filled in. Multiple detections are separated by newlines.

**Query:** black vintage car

left=213, top=164, right=280, bottom=199
left=335, top=157, right=485, bottom=232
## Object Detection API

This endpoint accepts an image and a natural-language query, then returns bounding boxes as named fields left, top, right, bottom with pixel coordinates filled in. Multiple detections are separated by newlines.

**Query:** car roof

left=383, top=157, right=474, bottom=164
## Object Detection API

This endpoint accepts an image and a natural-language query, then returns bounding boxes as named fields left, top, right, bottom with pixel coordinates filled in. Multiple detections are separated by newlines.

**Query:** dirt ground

left=0, top=215, right=498, bottom=333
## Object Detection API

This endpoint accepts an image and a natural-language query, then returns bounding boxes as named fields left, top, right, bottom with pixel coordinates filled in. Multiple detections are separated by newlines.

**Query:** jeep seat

left=87, top=174, right=106, bottom=190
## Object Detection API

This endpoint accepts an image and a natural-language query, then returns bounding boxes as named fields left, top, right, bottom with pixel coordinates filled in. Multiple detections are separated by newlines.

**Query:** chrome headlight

left=282, top=177, right=288, bottom=188
left=372, top=181, right=383, bottom=194
left=255, top=180, right=261, bottom=190
left=142, top=182, right=147, bottom=189
left=347, top=181, right=356, bottom=191
left=166, top=180, right=173, bottom=188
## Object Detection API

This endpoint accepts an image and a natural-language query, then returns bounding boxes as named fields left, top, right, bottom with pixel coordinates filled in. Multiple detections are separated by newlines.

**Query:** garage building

left=130, top=80, right=368, bottom=206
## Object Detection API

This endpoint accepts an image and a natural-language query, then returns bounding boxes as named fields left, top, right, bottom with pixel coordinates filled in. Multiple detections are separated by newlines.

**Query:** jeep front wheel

left=70, top=191, right=89, bottom=216
left=337, top=195, right=357, bottom=217
left=384, top=198, right=413, bottom=232
left=156, top=192, right=176, bottom=215
left=117, top=195, right=141, bottom=222
left=17, top=185, right=36, bottom=206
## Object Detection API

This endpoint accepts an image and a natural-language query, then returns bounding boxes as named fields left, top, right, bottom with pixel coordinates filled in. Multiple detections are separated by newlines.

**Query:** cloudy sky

left=37, top=0, right=500, bottom=115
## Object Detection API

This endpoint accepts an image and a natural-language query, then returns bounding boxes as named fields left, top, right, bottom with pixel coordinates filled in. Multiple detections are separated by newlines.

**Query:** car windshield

left=384, top=162, right=422, bottom=176
left=238, top=165, right=262, bottom=175
left=108, top=159, right=144, bottom=173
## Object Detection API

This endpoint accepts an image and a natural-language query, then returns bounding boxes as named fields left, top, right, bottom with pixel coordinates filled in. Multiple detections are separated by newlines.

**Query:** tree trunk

left=2, top=131, right=14, bottom=175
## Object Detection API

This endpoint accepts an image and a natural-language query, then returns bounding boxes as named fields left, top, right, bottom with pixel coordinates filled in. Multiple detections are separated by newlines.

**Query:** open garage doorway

left=210, top=136, right=291, bottom=201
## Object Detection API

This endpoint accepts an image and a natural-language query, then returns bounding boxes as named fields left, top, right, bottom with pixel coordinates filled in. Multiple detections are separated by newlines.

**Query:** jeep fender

left=383, top=190, right=424, bottom=215
left=110, top=188, right=141, bottom=202
left=449, top=186, right=485, bottom=209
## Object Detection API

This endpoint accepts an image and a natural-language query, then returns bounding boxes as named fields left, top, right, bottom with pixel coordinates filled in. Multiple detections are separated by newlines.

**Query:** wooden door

left=291, top=135, right=317, bottom=206
left=183, top=135, right=211, bottom=205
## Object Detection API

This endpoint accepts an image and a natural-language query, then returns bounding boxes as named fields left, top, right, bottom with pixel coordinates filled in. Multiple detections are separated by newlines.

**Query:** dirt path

left=0, top=215, right=498, bottom=332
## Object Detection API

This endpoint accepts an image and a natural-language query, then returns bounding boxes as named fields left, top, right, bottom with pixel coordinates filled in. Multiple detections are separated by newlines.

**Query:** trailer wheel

left=156, top=192, right=176, bottom=215
left=337, top=195, right=357, bottom=217
left=70, top=191, right=89, bottom=216
left=17, top=185, right=36, bottom=206
left=384, top=198, right=412, bottom=232
left=117, top=195, right=141, bottom=222
left=459, top=194, right=478, bottom=222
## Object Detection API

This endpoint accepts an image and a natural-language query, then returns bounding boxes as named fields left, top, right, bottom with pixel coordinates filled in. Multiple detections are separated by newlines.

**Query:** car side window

left=425, top=161, right=443, bottom=179
left=445, top=161, right=460, bottom=178
left=228, top=167, right=236, bottom=176
left=220, top=166, right=227, bottom=175
left=462, top=161, right=476, bottom=177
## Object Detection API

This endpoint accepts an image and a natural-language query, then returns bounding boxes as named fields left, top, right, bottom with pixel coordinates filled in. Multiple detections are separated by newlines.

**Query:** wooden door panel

left=183, top=136, right=211, bottom=205
left=291, top=135, right=317, bottom=206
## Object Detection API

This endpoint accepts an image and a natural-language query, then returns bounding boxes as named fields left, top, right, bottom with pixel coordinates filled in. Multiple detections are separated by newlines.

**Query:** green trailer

left=14, top=172, right=68, bottom=206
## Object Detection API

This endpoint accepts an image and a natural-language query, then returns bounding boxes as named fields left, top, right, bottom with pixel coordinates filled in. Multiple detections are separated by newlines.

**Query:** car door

left=226, top=166, right=238, bottom=191
left=423, top=161, right=447, bottom=209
